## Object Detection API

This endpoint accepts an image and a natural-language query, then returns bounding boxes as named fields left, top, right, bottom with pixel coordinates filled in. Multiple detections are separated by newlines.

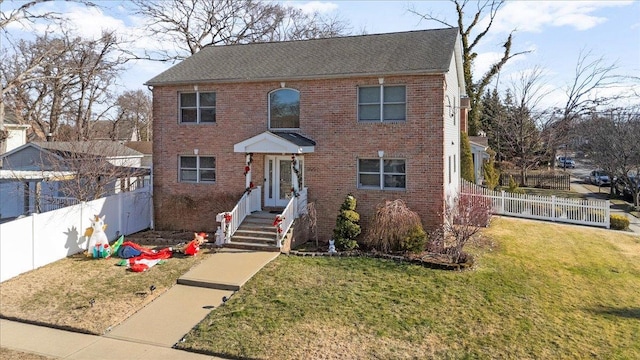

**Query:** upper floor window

left=179, top=155, right=216, bottom=183
left=358, top=158, right=406, bottom=190
left=269, top=88, right=300, bottom=129
left=180, top=92, right=216, bottom=123
left=358, top=85, right=406, bottom=122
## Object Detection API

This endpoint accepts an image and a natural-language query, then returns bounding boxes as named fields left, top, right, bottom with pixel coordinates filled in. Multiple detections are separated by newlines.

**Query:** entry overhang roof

left=233, top=131, right=315, bottom=154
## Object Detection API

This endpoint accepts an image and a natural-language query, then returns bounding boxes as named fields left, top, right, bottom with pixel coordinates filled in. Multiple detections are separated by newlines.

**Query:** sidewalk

left=1, top=248, right=280, bottom=359
left=571, top=180, right=640, bottom=234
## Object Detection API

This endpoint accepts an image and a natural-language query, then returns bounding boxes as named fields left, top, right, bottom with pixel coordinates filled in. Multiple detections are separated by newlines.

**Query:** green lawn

left=178, top=218, right=640, bottom=359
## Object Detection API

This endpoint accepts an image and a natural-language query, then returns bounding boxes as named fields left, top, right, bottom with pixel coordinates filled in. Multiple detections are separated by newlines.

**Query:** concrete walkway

left=1, top=248, right=280, bottom=359
left=571, top=180, right=640, bottom=234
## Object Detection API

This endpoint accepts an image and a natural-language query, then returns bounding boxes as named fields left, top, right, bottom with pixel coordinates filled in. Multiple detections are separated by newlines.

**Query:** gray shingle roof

left=272, top=131, right=316, bottom=147
left=146, top=28, right=459, bottom=86
left=32, top=141, right=143, bottom=157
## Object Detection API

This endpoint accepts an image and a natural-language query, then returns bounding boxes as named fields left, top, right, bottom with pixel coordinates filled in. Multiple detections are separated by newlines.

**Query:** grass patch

left=177, top=218, right=640, bottom=359
left=0, top=250, right=210, bottom=335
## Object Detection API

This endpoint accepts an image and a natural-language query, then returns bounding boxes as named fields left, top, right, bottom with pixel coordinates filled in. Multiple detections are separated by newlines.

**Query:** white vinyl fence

left=461, top=180, right=610, bottom=229
left=0, top=186, right=152, bottom=282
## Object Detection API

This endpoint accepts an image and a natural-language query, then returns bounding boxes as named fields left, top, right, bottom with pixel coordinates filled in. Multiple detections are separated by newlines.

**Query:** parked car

left=557, top=156, right=575, bottom=168
left=588, top=170, right=610, bottom=186
left=614, top=176, right=639, bottom=200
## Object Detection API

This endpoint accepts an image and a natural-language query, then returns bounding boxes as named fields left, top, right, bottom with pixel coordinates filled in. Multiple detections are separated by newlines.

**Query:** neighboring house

left=0, top=141, right=146, bottom=220
left=124, top=141, right=153, bottom=168
left=2, top=111, right=31, bottom=153
left=146, top=28, right=466, bottom=240
left=469, top=136, right=490, bottom=185
left=1, top=141, right=144, bottom=169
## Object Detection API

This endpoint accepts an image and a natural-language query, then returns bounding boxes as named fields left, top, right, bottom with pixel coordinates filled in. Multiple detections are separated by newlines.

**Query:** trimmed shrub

left=507, top=175, right=525, bottom=194
left=399, top=225, right=428, bottom=254
left=610, top=214, right=630, bottom=230
left=364, top=199, right=427, bottom=254
left=483, top=149, right=500, bottom=190
left=333, top=194, right=361, bottom=250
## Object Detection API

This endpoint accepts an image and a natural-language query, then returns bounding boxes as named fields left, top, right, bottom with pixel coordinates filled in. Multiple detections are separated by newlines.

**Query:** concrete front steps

left=226, top=211, right=281, bottom=252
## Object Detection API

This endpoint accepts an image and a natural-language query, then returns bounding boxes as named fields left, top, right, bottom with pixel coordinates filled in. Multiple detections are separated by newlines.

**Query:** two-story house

left=146, top=27, right=466, bottom=244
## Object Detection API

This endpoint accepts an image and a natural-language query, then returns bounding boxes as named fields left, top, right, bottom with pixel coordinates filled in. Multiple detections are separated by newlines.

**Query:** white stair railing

left=274, top=188, right=307, bottom=248
left=216, top=186, right=262, bottom=244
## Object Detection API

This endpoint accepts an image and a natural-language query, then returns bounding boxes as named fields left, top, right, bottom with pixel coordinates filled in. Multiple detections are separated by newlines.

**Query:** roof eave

left=145, top=69, right=449, bottom=87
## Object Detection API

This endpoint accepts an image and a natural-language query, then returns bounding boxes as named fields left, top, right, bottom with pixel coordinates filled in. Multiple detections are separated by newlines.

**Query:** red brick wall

left=152, top=75, right=447, bottom=239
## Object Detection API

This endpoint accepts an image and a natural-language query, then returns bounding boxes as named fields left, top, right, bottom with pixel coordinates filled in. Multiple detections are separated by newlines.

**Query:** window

left=358, top=85, right=406, bottom=122
left=358, top=158, right=406, bottom=190
left=269, top=89, right=300, bottom=129
left=180, top=92, right=216, bottom=123
left=454, top=154, right=457, bottom=173
left=179, top=156, right=216, bottom=183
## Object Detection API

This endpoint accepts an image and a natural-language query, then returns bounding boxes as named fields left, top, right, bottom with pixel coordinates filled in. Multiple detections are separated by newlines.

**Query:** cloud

left=294, top=1, right=339, bottom=14
left=481, top=1, right=632, bottom=34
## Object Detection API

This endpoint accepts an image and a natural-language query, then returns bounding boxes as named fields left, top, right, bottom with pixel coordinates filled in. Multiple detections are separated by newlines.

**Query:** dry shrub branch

left=365, top=199, right=426, bottom=253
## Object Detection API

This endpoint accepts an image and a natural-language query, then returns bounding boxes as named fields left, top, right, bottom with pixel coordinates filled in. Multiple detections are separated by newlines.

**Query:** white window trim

left=268, top=88, right=300, bottom=130
left=179, top=155, right=216, bottom=183
left=179, top=91, right=216, bottom=124
left=357, top=85, right=407, bottom=122
left=357, top=158, right=406, bottom=190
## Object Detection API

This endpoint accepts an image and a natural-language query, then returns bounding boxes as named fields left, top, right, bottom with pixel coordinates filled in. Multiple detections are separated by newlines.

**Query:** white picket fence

left=460, top=180, right=610, bottom=228
left=0, top=185, right=152, bottom=282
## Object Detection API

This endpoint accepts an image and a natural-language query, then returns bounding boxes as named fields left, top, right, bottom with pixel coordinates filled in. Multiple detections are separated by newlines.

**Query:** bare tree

left=110, top=90, right=153, bottom=141
left=499, top=66, right=550, bottom=182
left=429, top=193, right=492, bottom=264
left=4, top=35, right=74, bottom=138
left=5, top=30, right=127, bottom=141
left=578, top=108, right=640, bottom=206
left=409, top=0, right=529, bottom=135
left=544, top=50, right=621, bottom=163
left=129, top=0, right=349, bottom=62
left=67, top=31, right=126, bottom=140
left=0, top=0, right=86, bottom=152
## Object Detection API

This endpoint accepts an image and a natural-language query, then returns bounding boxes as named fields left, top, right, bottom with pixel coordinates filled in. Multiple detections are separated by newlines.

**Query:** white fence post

left=31, top=213, right=36, bottom=271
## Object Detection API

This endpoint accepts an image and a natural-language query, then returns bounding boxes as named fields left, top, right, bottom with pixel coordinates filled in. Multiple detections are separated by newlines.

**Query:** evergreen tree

left=479, top=89, right=507, bottom=161
left=333, top=194, right=361, bottom=250
left=483, top=149, right=500, bottom=190
left=460, top=131, right=475, bottom=183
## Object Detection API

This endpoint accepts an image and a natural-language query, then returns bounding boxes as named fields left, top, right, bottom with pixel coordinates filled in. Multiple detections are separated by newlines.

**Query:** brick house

left=146, top=27, right=466, bottom=248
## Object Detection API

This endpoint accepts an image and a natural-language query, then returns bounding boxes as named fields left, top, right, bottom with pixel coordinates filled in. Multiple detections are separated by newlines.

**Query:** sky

left=3, top=0, right=640, bottom=110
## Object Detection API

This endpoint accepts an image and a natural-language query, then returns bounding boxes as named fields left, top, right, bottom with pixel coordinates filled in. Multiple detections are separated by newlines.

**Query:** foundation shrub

left=364, top=199, right=427, bottom=254
left=333, top=195, right=361, bottom=250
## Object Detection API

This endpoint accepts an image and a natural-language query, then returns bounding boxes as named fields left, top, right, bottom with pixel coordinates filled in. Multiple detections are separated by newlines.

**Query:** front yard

left=1, top=218, right=639, bottom=359
left=0, top=250, right=210, bottom=335
left=177, top=217, right=640, bottom=359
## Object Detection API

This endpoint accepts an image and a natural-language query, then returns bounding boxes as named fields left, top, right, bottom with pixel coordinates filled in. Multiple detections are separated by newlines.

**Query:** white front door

left=264, top=155, right=303, bottom=208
